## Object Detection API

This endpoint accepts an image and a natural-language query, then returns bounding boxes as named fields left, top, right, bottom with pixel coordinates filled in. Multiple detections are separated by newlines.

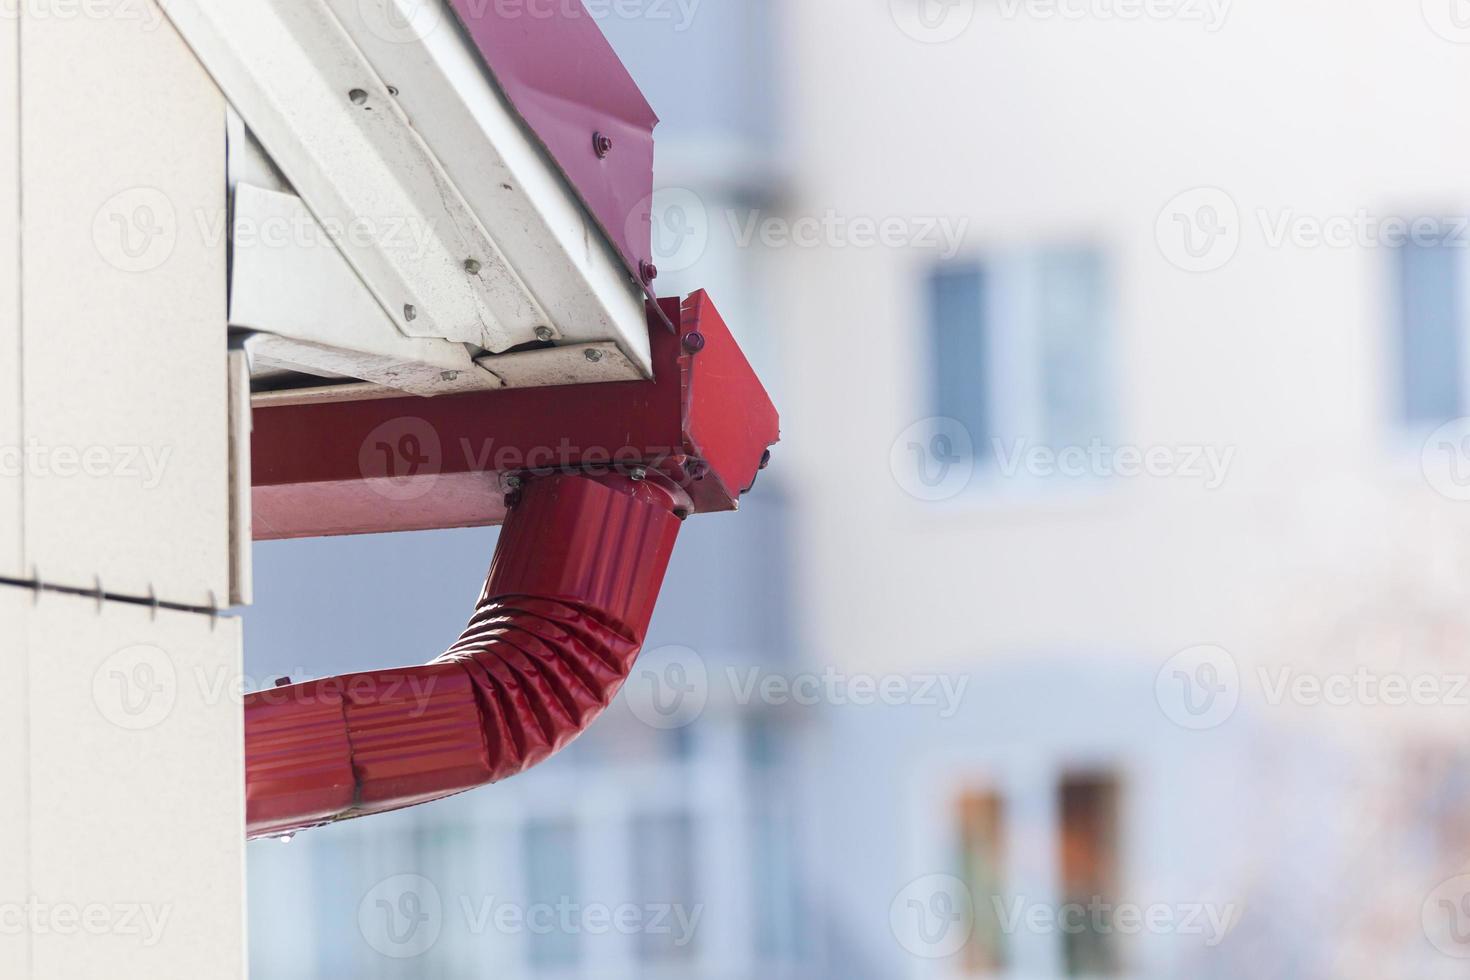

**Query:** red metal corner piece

left=251, top=292, right=780, bottom=540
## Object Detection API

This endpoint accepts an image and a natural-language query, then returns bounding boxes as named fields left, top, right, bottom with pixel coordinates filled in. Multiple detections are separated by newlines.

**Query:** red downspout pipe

left=243, top=472, right=684, bottom=839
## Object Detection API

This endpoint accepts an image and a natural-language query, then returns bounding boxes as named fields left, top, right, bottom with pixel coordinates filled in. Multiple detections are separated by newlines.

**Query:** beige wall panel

left=0, top=586, right=31, bottom=976
left=27, top=593, right=243, bottom=980
left=21, top=2, right=228, bottom=606
left=0, top=14, right=19, bottom=579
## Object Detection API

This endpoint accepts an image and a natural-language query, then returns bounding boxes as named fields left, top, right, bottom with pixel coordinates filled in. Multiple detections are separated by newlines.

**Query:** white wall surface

left=0, top=4, right=245, bottom=978
left=0, top=585, right=245, bottom=980
left=0, top=11, right=19, bottom=580
left=19, top=0, right=230, bottom=608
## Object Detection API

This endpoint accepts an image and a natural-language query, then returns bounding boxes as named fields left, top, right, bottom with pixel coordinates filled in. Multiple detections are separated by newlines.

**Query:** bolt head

left=593, top=132, right=614, bottom=158
left=403, top=304, right=418, bottom=323
left=640, top=261, right=659, bottom=284
left=464, top=259, right=482, bottom=276
left=584, top=349, right=605, bottom=363
left=534, top=326, right=554, bottom=343
left=349, top=89, right=368, bottom=106
left=682, top=331, right=707, bottom=355
left=630, top=467, right=648, bottom=482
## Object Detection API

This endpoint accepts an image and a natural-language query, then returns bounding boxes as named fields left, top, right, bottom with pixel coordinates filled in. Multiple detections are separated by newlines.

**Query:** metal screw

left=387, top=85, right=400, bottom=97
left=440, top=371, right=460, bottom=383
left=505, top=475, right=524, bottom=491
left=682, top=331, right=706, bottom=355
left=630, top=467, right=647, bottom=482
left=535, top=326, right=554, bottom=342
left=349, top=89, right=368, bottom=105
left=403, top=304, right=417, bottom=322
left=464, top=259, right=482, bottom=275
left=593, top=132, right=614, bottom=158
left=685, top=459, right=708, bottom=481
left=640, top=261, right=659, bottom=284
left=584, top=349, right=604, bottom=363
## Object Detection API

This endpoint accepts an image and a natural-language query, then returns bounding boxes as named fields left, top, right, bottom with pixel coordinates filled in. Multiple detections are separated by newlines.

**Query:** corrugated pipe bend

left=243, top=472, right=683, bottom=839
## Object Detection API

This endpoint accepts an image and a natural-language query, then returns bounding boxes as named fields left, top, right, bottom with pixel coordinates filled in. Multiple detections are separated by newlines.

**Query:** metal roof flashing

left=444, top=0, right=662, bottom=296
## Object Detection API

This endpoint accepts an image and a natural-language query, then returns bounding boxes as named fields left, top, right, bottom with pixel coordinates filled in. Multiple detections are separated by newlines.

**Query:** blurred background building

left=245, top=1, right=1470, bottom=977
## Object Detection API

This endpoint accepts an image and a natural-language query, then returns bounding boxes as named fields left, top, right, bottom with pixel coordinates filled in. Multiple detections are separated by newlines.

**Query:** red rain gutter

left=244, top=293, right=778, bottom=838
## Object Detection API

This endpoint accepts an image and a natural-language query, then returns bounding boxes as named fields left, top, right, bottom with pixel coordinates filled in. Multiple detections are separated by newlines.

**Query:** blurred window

left=958, top=790, right=1009, bottom=972
left=523, top=820, right=581, bottom=969
left=632, top=811, right=700, bottom=963
left=928, top=248, right=1112, bottom=469
left=1396, top=233, right=1467, bottom=426
left=1058, top=774, right=1122, bottom=977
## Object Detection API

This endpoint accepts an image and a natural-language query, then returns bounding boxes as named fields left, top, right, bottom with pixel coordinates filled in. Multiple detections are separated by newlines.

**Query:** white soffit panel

left=21, top=5, right=230, bottom=607
left=161, top=0, right=557, bottom=356
left=27, top=595, right=244, bottom=980
left=230, top=183, right=504, bottom=396
left=0, top=15, right=19, bottom=580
